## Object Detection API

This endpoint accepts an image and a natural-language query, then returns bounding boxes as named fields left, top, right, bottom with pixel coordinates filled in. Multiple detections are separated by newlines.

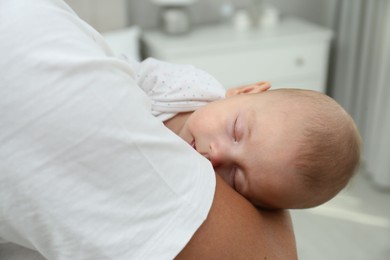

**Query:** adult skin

left=177, top=175, right=298, bottom=259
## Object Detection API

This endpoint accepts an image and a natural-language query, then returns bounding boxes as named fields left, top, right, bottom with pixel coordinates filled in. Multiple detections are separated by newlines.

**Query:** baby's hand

left=226, top=81, right=271, bottom=98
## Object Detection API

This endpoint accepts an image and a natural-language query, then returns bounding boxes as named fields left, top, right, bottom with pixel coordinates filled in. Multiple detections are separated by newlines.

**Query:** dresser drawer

left=142, top=18, right=332, bottom=92
left=167, top=42, right=329, bottom=89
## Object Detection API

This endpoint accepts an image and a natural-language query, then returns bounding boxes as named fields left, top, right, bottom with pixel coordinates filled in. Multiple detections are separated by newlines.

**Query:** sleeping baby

left=132, top=57, right=361, bottom=209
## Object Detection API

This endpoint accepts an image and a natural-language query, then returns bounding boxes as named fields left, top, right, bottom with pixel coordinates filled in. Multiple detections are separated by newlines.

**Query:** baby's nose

left=209, top=141, right=229, bottom=168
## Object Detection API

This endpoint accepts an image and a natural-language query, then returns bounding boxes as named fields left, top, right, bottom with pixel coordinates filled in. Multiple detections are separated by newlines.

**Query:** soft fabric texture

left=103, top=26, right=141, bottom=61
left=124, top=57, right=225, bottom=122
left=0, top=0, right=215, bottom=259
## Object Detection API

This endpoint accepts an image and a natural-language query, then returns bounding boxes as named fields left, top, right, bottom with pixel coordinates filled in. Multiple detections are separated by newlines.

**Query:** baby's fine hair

left=275, top=89, right=361, bottom=208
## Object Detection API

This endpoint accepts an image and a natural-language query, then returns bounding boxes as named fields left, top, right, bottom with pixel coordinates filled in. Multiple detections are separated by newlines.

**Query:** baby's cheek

left=215, top=168, right=232, bottom=187
left=178, top=126, right=191, bottom=144
left=233, top=171, right=248, bottom=195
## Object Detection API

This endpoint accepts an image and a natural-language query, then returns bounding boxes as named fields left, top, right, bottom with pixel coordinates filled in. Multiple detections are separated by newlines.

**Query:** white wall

left=127, top=0, right=249, bottom=29
left=265, top=0, right=338, bottom=28
left=128, top=0, right=337, bottom=29
left=65, top=0, right=337, bottom=32
left=65, top=0, right=128, bottom=32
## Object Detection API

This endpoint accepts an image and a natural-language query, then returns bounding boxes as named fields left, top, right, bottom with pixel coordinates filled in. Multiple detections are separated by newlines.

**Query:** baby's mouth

left=190, top=139, right=196, bottom=150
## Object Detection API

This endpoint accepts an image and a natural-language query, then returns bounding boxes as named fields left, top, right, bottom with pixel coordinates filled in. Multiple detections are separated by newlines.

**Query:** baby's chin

left=249, top=198, right=280, bottom=210
left=216, top=171, right=234, bottom=188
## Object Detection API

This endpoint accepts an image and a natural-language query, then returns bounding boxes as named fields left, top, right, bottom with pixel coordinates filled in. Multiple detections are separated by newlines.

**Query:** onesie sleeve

left=125, top=57, right=226, bottom=121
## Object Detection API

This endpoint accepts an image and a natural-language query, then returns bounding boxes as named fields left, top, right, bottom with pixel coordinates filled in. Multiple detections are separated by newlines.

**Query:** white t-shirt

left=127, top=57, right=226, bottom=121
left=0, top=0, right=215, bottom=259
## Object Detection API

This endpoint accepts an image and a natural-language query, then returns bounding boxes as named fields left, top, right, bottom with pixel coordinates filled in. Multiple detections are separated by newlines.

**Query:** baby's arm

left=123, top=56, right=271, bottom=122
left=129, top=57, right=226, bottom=121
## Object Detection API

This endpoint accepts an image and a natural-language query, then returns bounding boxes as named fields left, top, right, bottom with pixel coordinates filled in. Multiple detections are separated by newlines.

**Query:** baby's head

left=265, top=89, right=361, bottom=209
left=179, top=88, right=361, bottom=209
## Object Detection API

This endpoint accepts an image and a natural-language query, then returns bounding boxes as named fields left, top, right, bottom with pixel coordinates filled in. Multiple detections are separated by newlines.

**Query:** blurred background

left=65, top=0, right=389, bottom=259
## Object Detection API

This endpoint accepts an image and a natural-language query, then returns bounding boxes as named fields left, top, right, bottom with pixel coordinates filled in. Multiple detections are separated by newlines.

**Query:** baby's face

left=179, top=91, right=310, bottom=209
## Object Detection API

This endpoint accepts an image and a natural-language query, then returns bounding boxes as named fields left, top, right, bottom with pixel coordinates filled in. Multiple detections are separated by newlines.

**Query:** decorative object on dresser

left=142, top=17, right=332, bottom=93
left=151, top=0, right=196, bottom=35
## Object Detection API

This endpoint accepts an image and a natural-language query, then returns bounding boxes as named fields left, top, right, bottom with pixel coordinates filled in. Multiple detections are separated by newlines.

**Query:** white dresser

left=141, top=18, right=333, bottom=92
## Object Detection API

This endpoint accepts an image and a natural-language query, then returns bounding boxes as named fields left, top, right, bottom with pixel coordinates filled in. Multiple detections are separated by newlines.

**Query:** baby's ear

left=226, top=81, right=271, bottom=97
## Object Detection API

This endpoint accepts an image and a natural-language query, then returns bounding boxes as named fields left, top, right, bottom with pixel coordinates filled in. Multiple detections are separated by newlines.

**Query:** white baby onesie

left=128, top=57, right=226, bottom=121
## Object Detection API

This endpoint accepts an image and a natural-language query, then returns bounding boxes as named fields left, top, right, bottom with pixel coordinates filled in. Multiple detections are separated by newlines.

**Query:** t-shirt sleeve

left=0, top=1, right=215, bottom=259
left=124, top=57, right=226, bottom=121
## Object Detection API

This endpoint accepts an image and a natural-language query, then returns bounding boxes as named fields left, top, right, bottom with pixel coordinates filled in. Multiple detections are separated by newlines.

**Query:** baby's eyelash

left=233, top=117, right=238, bottom=142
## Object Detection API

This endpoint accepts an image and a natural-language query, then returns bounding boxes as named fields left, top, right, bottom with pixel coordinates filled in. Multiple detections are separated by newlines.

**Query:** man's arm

left=177, top=175, right=298, bottom=259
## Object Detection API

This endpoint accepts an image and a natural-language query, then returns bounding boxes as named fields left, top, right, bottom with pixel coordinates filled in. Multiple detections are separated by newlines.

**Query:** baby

left=134, top=58, right=361, bottom=209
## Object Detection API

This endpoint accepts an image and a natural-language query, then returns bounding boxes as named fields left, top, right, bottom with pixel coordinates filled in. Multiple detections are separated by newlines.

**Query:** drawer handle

left=295, top=57, right=305, bottom=67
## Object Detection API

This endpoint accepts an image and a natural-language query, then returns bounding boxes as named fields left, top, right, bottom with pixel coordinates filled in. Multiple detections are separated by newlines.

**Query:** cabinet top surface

left=142, top=18, right=333, bottom=55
